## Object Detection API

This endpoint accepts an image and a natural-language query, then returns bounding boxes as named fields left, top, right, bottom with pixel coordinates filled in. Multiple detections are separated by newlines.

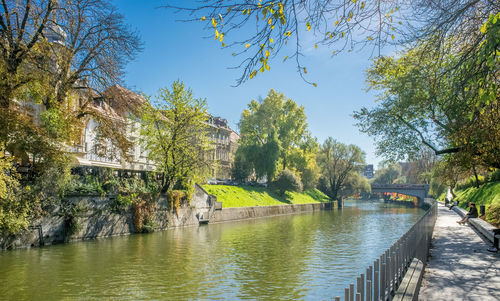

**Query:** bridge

left=371, top=184, right=430, bottom=206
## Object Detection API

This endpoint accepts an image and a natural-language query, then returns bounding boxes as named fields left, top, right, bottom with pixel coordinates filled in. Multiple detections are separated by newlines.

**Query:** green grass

left=450, top=181, right=500, bottom=226
left=454, top=181, right=500, bottom=210
left=202, top=185, right=330, bottom=208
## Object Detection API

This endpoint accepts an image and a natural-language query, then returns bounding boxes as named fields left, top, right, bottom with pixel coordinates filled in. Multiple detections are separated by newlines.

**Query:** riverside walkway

left=419, top=203, right=500, bottom=300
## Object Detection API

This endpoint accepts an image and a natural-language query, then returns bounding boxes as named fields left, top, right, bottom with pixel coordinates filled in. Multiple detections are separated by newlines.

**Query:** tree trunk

left=450, top=181, right=457, bottom=199
left=160, top=173, right=170, bottom=194
left=337, top=197, right=343, bottom=208
left=472, top=165, right=480, bottom=188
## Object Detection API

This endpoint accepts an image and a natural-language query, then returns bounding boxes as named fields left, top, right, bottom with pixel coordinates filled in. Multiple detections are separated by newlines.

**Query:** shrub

left=102, top=178, right=120, bottom=194
left=131, top=193, right=157, bottom=233
left=167, top=190, right=185, bottom=216
left=0, top=196, right=30, bottom=235
left=109, top=193, right=134, bottom=213
left=0, top=149, right=31, bottom=235
left=301, top=167, right=319, bottom=190
left=62, top=203, right=84, bottom=239
left=487, top=169, right=500, bottom=182
left=271, top=169, right=303, bottom=195
left=65, top=175, right=105, bottom=196
left=486, top=202, right=500, bottom=227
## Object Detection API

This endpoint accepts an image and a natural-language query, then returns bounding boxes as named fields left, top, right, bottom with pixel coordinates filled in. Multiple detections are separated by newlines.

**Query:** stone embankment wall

left=0, top=184, right=330, bottom=250
left=0, top=184, right=213, bottom=250
left=211, top=202, right=328, bottom=223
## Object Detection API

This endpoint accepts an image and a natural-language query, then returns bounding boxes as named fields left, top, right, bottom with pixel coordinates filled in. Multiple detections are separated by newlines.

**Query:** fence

left=335, top=200, right=437, bottom=301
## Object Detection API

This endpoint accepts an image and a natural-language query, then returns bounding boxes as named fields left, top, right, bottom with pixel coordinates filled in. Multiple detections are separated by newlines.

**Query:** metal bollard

left=361, top=273, right=365, bottom=301
left=367, top=280, right=372, bottom=301
left=480, top=205, right=485, bottom=216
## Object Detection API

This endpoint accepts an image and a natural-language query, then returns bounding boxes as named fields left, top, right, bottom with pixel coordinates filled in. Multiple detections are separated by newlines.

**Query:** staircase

left=198, top=200, right=215, bottom=224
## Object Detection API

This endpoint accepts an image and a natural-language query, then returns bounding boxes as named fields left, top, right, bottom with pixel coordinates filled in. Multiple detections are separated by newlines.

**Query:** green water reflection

left=0, top=201, right=424, bottom=300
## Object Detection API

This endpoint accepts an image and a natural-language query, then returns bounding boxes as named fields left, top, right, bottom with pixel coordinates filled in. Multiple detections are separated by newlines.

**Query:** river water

left=0, top=201, right=423, bottom=300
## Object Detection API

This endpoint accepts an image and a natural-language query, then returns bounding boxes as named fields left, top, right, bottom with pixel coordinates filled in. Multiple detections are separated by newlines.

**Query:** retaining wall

left=0, top=184, right=213, bottom=250
left=0, top=184, right=331, bottom=250
left=211, top=202, right=329, bottom=223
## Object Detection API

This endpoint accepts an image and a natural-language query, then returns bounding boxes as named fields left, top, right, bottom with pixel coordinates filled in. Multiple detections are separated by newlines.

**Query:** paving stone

left=419, top=203, right=500, bottom=301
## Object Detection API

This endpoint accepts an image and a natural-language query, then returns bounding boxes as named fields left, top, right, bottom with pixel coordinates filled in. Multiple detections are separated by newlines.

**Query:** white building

left=71, top=85, right=155, bottom=172
left=72, top=85, right=240, bottom=178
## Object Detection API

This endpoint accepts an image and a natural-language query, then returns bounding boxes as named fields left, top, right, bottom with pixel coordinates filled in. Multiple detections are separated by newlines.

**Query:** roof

left=98, top=84, right=146, bottom=117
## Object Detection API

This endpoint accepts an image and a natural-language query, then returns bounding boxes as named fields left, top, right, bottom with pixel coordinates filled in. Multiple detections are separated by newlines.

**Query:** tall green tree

left=0, top=0, right=56, bottom=108
left=317, top=137, right=365, bottom=201
left=0, top=0, right=142, bottom=168
left=141, top=81, right=213, bottom=193
left=287, top=135, right=320, bottom=189
left=354, top=20, right=500, bottom=169
left=341, top=172, right=371, bottom=198
left=429, top=156, right=477, bottom=198
left=372, top=164, right=402, bottom=185
left=0, top=145, right=28, bottom=234
left=236, top=89, right=308, bottom=182
left=400, top=149, right=438, bottom=184
left=0, top=0, right=141, bottom=108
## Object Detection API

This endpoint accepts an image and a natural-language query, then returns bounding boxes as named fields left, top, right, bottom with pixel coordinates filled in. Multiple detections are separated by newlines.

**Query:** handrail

left=336, top=200, right=437, bottom=301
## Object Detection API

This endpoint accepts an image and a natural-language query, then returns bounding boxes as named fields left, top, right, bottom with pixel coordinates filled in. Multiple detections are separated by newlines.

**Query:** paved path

left=419, top=203, right=500, bottom=300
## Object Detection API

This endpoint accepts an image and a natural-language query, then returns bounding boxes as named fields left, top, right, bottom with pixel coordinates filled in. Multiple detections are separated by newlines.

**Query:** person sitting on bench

left=457, top=202, right=478, bottom=224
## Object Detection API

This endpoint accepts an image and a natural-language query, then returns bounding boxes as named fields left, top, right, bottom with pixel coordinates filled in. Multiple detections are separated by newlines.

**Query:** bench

left=451, top=205, right=467, bottom=218
left=451, top=205, right=499, bottom=246
left=469, top=218, right=499, bottom=244
left=393, top=258, right=424, bottom=301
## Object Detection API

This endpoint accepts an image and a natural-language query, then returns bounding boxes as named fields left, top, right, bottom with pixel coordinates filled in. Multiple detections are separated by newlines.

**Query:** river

left=0, top=200, right=424, bottom=300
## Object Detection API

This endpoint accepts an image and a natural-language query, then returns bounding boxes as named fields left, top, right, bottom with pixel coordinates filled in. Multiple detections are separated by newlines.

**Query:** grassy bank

left=447, top=181, right=500, bottom=226
left=202, top=185, right=330, bottom=208
left=451, top=181, right=500, bottom=208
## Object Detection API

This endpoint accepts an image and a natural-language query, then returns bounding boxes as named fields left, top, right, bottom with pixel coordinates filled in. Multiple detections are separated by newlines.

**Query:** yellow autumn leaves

left=198, top=0, right=397, bottom=86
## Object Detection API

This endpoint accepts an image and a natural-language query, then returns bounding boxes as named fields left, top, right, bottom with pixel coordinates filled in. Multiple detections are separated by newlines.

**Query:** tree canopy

left=354, top=14, right=500, bottom=170
left=317, top=137, right=365, bottom=201
left=236, top=89, right=310, bottom=182
left=0, top=0, right=141, bottom=107
left=165, top=0, right=499, bottom=85
left=372, top=164, right=401, bottom=185
left=0, top=0, right=142, bottom=166
left=140, top=81, right=213, bottom=193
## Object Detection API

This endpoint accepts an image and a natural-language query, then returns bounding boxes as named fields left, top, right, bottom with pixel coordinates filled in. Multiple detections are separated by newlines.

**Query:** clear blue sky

left=113, top=0, right=385, bottom=167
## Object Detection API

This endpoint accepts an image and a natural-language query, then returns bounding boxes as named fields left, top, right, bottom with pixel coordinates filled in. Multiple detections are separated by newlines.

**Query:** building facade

left=206, top=116, right=240, bottom=180
left=71, top=86, right=240, bottom=179
left=70, top=85, right=156, bottom=172
left=363, top=164, right=374, bottom=179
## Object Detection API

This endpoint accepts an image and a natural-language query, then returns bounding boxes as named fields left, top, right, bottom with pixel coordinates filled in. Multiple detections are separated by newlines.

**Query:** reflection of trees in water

left=0, top=205, right=425, bottom=299
left=150, top=227, right=219, bottom=299
left=214, top=214, right=322, bottom=299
